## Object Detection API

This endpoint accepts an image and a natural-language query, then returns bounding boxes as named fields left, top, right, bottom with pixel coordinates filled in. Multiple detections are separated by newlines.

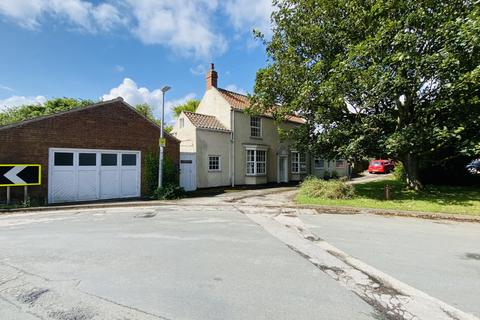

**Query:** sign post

left=0, top=164, right=41, bottom=205
left=6, top=186, right=10, bottom=205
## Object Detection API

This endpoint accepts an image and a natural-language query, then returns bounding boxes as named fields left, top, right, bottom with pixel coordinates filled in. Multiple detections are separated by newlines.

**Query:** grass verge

left=296, top=179, right=480, bottom=215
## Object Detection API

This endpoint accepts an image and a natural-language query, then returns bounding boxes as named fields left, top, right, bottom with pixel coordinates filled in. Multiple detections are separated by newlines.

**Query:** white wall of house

left=196, top=89, right=232, bottom=130
left=173, top=69, right=349, bottom=189
left=232, top=110, right=309, bottom=185
left=172, top=113, right=197, bottom=153
left=195, top=129, right=231, bottom=188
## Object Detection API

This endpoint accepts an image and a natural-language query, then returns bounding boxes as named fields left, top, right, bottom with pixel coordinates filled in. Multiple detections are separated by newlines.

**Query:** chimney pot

left=206, top=62, right=218, bottom=90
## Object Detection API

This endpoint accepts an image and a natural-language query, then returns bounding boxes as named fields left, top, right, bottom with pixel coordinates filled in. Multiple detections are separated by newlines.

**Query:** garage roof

left=0, top=98, right=180, bottom=142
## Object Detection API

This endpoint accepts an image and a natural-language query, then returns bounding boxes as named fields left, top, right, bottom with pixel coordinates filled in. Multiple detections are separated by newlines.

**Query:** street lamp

left=159, top=85, right=171, bottom=188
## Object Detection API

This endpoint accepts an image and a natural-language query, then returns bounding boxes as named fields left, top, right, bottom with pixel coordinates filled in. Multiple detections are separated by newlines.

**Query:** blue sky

left=0, top=0, right=273, bottom=123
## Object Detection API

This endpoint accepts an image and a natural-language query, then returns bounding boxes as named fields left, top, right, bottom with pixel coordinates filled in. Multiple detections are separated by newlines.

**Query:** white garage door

left=48, top=148, right=141, bottom=204
left=179, top=152, right=196, bottom=192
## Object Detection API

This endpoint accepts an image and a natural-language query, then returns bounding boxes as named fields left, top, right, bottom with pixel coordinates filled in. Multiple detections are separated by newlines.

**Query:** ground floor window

left=208, top=155, right=221, bottom=171
left=246, top=149, right=267, bottom=175
left=336, top=160, right=346, bottom=168
left=314, top=158, right=324, bottom=169
left=291, top=151, right=306, bottom=173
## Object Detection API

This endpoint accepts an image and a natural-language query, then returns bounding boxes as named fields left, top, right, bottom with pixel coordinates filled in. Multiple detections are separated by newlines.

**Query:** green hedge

left=144, top=151, right=180, bottom=196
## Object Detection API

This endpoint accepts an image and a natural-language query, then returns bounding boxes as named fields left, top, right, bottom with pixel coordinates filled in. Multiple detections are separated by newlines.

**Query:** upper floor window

left=291, top=151, right=307, bottom=173
left=246, top=149, right=266, bottom=175
left=208, top=155, right=221, bottom=171
left=314, top=158, right=324, bottom=169
left=179, top=118, right=184, bottom=128
left=250, top=116, right=261, bottom=137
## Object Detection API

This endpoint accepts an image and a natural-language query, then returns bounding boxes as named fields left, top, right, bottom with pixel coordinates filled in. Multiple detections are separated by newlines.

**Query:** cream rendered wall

left=233, top=110, right=308, bottom=185
left=195, top=89, right=232, bottom=130
left=196, top=129, right=231, bottom=188
left=171, top=112, right=197, bottom=153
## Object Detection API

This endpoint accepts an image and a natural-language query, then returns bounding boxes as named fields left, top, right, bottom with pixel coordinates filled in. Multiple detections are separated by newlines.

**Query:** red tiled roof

left=183, top=111, right=230, bottom=132
left=217, top=88, right=305, bottom=124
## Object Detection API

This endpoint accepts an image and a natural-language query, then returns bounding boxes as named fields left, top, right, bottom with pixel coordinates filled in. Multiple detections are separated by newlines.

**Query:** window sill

left=208, top=170, right=222, bottom=172
left=246, top=174, right=267, bottom=177
left=249, top=136, right=263, bottom=140
left=291, top=172, right=307, bottom=174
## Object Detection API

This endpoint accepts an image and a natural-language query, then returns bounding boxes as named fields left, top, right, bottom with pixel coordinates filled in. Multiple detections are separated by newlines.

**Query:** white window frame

left=245, top=146, right=267, bottom=176
left=208, top=155, right=221, bottom=172
left=291, top=151, right=307, bottom=173
left=250, top=116, right=262, bottom=138
left=314, top=158, right=325, bottom=169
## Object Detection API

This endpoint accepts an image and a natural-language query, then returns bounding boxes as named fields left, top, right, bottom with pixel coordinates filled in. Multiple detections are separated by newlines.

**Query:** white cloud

left=190, top=64, right=207, bottom=76
left=102, top=78, right=196, bottom=124
left=224, top=84, right=247, bottom=95
left=0, top=95, right=47, bottom=111
left=0, top=0, right=126, bottom=32
left=114, top=65, right=125, bottom=73
left=223, top=0, right=274, bottom=36
left=0, top=0, right=226, bottom=59
left=0, top=0, right=275, bottom=59
left=0, top=0, right=45, bottom=29
left=0, top=84, right=15, bottom=92
left=126, top=0, right=227, bottom=58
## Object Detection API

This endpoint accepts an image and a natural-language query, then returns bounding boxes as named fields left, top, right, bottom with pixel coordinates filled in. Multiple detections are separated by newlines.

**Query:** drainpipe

left=231, top=109, right=235, bottom=187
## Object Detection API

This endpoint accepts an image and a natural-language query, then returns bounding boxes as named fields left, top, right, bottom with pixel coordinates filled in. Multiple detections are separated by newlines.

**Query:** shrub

left=144, top=151, right=181, bottom=195
left=393, top=162, right=406, bottom=182
left=144, top=151, right=159, bottom=195
left=323, top=170, right=330, bottom=180
left=300, top=176, right=355, bottom=199
left=153, top=183, right=185, bottom=200
left=331, top=170, right=339, bottom=179
left=163, top=156, right=180, bottom=186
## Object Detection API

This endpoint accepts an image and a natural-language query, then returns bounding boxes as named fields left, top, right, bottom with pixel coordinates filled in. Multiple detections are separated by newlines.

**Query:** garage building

left=0, top=98, right=179, bottom=204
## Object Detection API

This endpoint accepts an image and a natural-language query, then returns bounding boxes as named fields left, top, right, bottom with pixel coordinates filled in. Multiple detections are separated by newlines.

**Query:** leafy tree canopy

left=0, top=98, right=95, bottom=126
left=134, top=103, right=172, bottom=133
left=252, top=0, right=480, bottom=189
left=135, top=103, right=157, bottom=123
left=172, top=99, right=200, bottom=118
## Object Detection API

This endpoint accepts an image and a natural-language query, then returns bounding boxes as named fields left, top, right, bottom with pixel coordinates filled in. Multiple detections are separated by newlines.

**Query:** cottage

left=0, top=98, right=180, bottom=204
left=172, top=64, right=347, bottom=191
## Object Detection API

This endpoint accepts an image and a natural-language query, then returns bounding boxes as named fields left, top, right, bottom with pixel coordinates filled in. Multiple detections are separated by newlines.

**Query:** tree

left=134, top=103, right=173, bottom=133
left=172, top=99, right=200, bottom=118
left=0, top=98, right=95, bottom=126
left=252, top=0, right=480, bottom=189
left=135, top=103, right=157, bottom=123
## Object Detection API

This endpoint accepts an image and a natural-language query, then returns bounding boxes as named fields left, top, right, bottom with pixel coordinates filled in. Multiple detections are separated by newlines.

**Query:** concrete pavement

left=0, top=202, right=479, bottom=319
left=0, top=206, right=377, bottom=320
left=300, top=213, right=480, bottom=318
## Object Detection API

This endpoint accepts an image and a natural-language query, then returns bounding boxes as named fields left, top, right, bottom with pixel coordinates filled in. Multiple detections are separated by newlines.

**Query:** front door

left=180, top=152, right=197, bottom=191
left=278, top=155, right=288, bottom=183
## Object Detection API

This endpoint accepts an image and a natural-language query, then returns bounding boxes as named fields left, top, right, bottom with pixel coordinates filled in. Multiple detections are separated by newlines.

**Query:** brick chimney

left=206, top=63, right=218, bottom=90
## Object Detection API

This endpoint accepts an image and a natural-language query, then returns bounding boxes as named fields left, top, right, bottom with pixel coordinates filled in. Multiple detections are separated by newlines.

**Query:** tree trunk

left=403, top=154, right=423, bottom=190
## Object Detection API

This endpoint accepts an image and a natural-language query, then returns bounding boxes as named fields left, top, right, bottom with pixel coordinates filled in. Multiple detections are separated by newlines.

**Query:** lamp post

left=159, top=85, right=171, bottom=188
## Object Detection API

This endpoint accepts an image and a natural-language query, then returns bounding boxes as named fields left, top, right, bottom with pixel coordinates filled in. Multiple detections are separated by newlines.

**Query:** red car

left=368, top=159, right=395, bottom=174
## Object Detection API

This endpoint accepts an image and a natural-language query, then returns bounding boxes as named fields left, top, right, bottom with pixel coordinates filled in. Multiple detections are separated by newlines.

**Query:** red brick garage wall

left=0, top=99, right=180, bottom=204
